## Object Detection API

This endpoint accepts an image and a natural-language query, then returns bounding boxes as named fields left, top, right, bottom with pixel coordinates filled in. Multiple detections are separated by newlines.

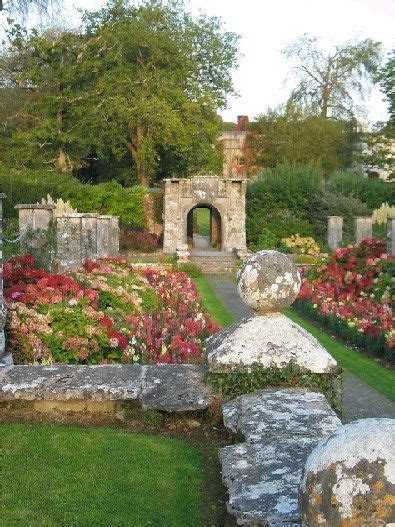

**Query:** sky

left=1, top=0, right=394, bottom=125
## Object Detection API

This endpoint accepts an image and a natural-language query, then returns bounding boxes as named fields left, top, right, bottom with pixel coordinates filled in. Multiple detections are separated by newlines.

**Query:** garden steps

left=0, top=364, right=215, bottom=412
left=190, top=250, right=239, bottom=274
left=219, top=388, right=341, bottom=526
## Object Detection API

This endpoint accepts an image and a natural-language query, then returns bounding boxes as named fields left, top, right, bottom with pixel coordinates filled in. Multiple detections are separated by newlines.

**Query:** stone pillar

left=97, top=215, right=111, bottom=258
left=163, top=179, right=183, bottom=253
left=354, top=216, right=373, bottom=243
left=0, top=193, right=11, bottom=367
left=327, top=216, right=343, bottom=250
left=386, top=217, right=395, bottom=256
left=109, top=216, right=120, bottom=257
left=56, top=213, right=83, bottom=271
left=81, top=213, right=99, bottom=261
left=15, top=204, right=55, bottom=254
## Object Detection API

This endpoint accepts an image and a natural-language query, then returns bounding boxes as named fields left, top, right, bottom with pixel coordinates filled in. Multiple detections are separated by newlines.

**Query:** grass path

left=194, top=275, right=235, bottom=328
left=194, top=275, right=394, bottom=401
left=284, top=308, right=395, bottom=401
left=0, top=423, right=205, bottom=527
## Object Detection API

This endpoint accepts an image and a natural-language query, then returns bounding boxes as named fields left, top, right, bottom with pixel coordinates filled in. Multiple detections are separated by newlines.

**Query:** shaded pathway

left=207, top=274, right=395, bottom=423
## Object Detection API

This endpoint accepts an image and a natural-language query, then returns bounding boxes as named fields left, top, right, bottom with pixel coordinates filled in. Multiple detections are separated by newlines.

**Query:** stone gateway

left=162, top=175, right=247, bottom=254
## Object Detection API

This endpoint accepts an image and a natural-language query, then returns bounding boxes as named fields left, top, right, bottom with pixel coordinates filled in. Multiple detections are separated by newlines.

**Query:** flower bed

left=295, top=239, right=393, bottom=360
left=5, top=255, right=220, bottom=365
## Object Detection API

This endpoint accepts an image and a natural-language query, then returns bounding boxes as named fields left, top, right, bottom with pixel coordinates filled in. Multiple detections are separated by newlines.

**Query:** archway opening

left=187, top=205, right=222, bottom=250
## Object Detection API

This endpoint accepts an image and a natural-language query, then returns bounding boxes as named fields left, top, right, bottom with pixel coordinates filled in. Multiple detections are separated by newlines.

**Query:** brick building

left=219, top=115, right=256, bottom=178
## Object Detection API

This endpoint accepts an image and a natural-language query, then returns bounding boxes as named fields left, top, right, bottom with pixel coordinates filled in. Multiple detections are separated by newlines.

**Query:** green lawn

left=193, top=208, right=211, bottom=237
left=284, top=308, right=395, bottom=401
left=193, top=275, right=394, bottom=401
left=0, top=423, right=205, bottom=527
left=194, top=275, right=235, bottom=328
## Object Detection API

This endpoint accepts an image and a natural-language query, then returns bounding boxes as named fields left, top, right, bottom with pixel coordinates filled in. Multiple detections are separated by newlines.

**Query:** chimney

left=236, top=115, right=249, bottom=131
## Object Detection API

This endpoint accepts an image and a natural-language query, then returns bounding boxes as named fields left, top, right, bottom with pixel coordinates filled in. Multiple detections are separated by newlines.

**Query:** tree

left=377, top=49, right=394, bottom=136
left=1, top=25, right=93, bottom=172
left=249, top=103, right=355, bottom=175
left=82, top=0, right=238, bottom=186
left=283, top=35, right=381, bottom=118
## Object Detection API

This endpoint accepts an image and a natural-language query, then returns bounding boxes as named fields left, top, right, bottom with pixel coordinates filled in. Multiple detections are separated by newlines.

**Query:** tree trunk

left=126, top=126, right=149, bottom=188
left=57, top=148, right=69, bottom=173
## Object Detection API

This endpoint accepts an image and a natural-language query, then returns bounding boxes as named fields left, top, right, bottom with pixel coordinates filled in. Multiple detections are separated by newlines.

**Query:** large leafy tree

left=82, top=0, right=238, bottom=186
left=283, top=35, right=381, bottom=118
left=377, top=49, right=394, bottom=136
left=1, top=25, right=94, bottom=172
left=249, top=103, right=356, bottom=175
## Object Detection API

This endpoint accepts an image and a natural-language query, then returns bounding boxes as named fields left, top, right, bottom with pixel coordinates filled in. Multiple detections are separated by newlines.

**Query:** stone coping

left=15, top=204, right=56, bottom=210
left=0, top=364, right=214, bottom=412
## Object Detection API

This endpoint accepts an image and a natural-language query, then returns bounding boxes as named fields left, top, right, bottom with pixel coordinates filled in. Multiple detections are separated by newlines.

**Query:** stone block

left=0, top=365, right=144, bottom=401
left=222, top=388, right=341, bottom=442
left=220, top=436, right=322, bottom=526
left=387, top=217, right=395, bottom=256
left=56, top=213, right=83, bottom=271
left=207, top=314, right=337, bottom=374
left=97, top=215, right=111, bottom=258
left=354, top=216, right=373, bottom=243
left=140, top=364, right=215, bottom=411
left=327, top=216, right=343, bottom=250
left=81, top=213, right=99, bottom=261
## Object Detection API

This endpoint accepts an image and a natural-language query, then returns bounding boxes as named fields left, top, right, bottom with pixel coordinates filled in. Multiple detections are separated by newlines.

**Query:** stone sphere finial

left=237, top=250, right=301, bottom=313
left=299, top=418, right=395, bottom=527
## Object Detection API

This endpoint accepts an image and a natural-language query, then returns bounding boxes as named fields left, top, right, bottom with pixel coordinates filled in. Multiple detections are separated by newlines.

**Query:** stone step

left=219, top=388, right=341, bottom=526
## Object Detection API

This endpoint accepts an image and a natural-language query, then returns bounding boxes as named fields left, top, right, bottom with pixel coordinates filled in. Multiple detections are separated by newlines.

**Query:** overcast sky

left=1, top=0, right=394, bottom=125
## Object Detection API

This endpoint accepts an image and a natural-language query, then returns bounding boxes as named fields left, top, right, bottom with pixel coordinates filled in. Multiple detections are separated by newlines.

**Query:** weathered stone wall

left=163, top=175, right=247, bottom=253
left=16, top=204, right=119, bottom=271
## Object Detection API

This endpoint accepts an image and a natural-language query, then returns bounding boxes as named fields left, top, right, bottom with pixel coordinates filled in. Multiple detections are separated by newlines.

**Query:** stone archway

left=163, top=175, right=247, bottom=253
left=186, top=204, right=222, bottom=249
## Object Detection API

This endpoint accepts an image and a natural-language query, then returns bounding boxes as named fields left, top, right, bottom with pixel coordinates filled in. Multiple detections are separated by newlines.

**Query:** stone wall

left=16, top=204, right=119, bottom=271
left=0, top=193, right=8, bottom=367
left=163, top=175, right=247, bottom=253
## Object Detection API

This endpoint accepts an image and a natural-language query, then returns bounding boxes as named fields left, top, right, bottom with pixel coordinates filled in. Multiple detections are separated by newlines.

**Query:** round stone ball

left=299, top=418, right=395, bottom=527
left=237, top=250, right=301, bottom=313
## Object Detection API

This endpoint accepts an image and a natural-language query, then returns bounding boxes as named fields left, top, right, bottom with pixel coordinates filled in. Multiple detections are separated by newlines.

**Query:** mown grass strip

left=284, top=308, right=395, bottom=401
left=194, top=275, right=235, bottom=328
left=0, top=424, right=205, bottom=527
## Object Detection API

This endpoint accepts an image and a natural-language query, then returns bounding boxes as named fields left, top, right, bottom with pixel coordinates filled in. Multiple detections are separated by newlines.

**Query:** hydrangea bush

left=295, top=239, right=393, bottom=359
left=5, top=255, right=220, bottom=365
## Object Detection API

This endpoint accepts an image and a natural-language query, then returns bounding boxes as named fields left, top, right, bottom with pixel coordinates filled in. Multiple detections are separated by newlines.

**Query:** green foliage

left=248, top=228, right=287, bottom=252
left=250, top=104, right=355, bottom=174
left=325, top=171, right=394, bottom=210
left=207, top=363, right=342, bottom=412
left=377, top=49, right=395, bottom=136
left=246, top=164, right=321, bottom=246
left=0, top=166, right=146, bottom=226
left=309, top=188, right=371, bottom=244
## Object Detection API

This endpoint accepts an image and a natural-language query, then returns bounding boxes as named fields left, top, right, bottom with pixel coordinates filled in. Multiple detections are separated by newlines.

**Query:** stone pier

left=15, top=203, right=55, bottom=254
left=327, top=216, right=343, bottom=250
left=387, top=216, right=395, bottom=256
left=354, top=216, right=373, bottom=243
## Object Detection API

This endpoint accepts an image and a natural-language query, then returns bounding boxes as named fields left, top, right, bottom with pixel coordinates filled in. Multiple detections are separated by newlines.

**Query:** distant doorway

left=187, top=205, right=222, bottom=249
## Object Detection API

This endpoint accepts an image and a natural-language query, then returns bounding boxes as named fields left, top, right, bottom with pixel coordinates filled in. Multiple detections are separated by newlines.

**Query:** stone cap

left=0, top=193, right=6, bottom=199
left=15, top=204, right=55, bottom=210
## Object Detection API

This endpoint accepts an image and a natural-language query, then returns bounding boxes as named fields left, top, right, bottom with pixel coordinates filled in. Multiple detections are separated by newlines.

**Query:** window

left=236, top=156, right=245, bottom=166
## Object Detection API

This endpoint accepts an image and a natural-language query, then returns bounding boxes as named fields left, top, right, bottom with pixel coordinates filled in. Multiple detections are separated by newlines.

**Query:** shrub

left=309, top=189, right=371, bottom=244
left=120, top=227, right=158, bottom=253
left=0, top=165, right=146, bottom=226
left=325, top=171, right=394, bottom=210
left=282, top=234, right=320, bottom=256
left=248, top=228, right=287, bottom=251
left=246, top=164, right=322, bottom=247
